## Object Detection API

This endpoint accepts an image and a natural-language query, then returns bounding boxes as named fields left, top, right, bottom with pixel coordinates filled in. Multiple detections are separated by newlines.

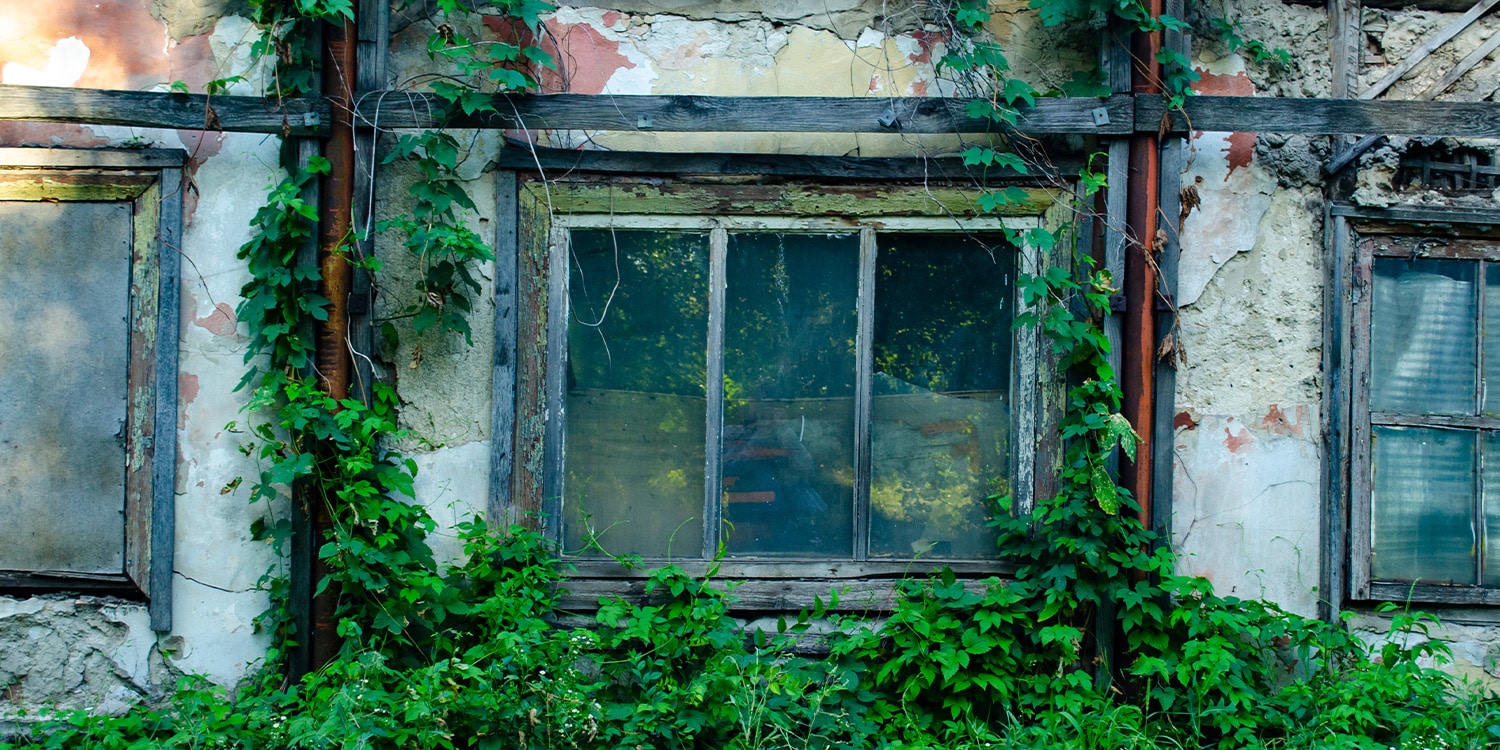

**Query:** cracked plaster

left=1172, top=409, right=1322, bottom=617
left=0, top=597, right=175, bottom=717
left=1176, top=185, right=1324, bottom=416
left=1172, top=177, right=1326, bottom=619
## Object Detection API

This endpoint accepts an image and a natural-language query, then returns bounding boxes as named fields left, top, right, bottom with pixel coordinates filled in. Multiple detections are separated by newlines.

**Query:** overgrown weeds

left=8, top=515, right=1498, bottom=749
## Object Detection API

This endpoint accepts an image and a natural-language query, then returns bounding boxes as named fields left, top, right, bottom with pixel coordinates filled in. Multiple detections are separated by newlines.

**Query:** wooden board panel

left=541, top=181, right=1060, bottom=218
left=149, top=168, right=182, bottom=633
left=10, top=85, right=1500, bottom=140
left=0, top=148, right=184, bottom=168
left=0, top=84, right=327, bottom=136
left=489, top=171, right=519, bottom=524
left=360, top=93, right=1134, bottom=135
left=1331, top=204, right=1500, bottom=227
left=1321, top=212, right=1352, bottom=620
left=495, top=143, right=1064, bottom=180
left=1367, top=581, right=1500, bottom=605
left=1152, top=96, right=1500, bottom=138
left=557, top=576, right=998, bottom=613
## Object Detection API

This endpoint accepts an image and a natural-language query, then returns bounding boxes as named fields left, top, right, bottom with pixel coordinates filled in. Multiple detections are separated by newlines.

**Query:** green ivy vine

left=5, top=0, right=1499, bottom=748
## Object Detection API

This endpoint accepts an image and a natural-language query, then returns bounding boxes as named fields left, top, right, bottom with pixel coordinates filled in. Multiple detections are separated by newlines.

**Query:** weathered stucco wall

left=1172, top=0, right=1500, bottom=680
left=1171, top=2, right=1330, bottom=618
left=7, top=0, right=1500, bottom=715
left=1, top=1, right=282, bottom=718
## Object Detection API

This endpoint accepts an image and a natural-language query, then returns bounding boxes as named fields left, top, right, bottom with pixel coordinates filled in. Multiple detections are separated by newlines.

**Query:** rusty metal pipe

left=1121, top=7, right=1163, bottom=530
left=311, top=14, right=356, bottom=670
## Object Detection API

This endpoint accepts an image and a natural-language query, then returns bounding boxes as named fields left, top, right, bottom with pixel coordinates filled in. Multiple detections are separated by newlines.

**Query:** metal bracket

left=878, top=107, right=899, bottom=129
left=302, top=111, right=321, bottom=128
left=1109, top=293, right=1127, bottom=313
left=1091, top=107, right=1111, bottom=127
left=636, top=114, right=654, bottom=129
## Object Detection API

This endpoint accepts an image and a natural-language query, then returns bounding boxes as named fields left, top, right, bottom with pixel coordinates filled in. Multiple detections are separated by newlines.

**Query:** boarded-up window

left=0, top=149, right=182, bottom=631
left=0, top=200, right=133, bottom=574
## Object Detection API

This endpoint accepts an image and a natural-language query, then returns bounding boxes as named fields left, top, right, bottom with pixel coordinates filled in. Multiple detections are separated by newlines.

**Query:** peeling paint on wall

left=1173, top=410, right=1322, bottom=616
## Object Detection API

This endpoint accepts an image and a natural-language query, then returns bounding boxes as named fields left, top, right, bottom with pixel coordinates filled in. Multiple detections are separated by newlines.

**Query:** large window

left=513, top=179, right=1057, bottom=585
left=1348, top=230, right=1500, bottom=605
left=0, top=149, right=181, bottom=630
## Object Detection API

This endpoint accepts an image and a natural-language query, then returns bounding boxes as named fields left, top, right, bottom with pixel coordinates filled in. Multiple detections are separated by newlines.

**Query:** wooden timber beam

left=1148, top=96, right=1500, bottom=138
left=368, top=93, right=1500, bottom=138
left=1288, top=0, right=1477, bottom=10
left=493, top=140, right=1073, bottom=179
left=356, top=92, right=1135, bottom=134
left=7, top=84, right=1500, bottom=139
left=364, top=93, right=1500, bottom=138
left=0, top=84, right=328, bottom=136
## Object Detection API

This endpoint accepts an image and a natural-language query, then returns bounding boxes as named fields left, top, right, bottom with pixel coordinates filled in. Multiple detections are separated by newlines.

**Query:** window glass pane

left=0, top=201, right=130, bottom=574
left=1484, top=264, right=1500, bottom=415
left=723, top=233, right=857, bottom=557
left=1371, top=258, right=1476, bottom=415
left=870, top=234, right=1011, bottom=558
left=1485, top=432, right=1500, bottom=586
left=564, top=230, right=708, bottom=558
left=1371, top=426, right=1476, bottom=584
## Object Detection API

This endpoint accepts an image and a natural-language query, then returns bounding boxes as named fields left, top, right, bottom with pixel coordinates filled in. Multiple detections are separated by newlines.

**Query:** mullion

left=1482, top=259, right=1494, bottom=585
left=542, top=225, right=570, bottom=538
left=852, top=226, right=877, bottom=562
left=704, top=224, right=728, bottom=560
left=1478, top=259, right=1487, bottom=586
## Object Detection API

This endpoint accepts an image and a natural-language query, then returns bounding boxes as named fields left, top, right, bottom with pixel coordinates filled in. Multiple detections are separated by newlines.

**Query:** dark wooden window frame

left=0, top=148, right=183, bottom=631
left=497, top=171, right=1071, bottom=612
left=1333, top=204, right=1500, bottom=608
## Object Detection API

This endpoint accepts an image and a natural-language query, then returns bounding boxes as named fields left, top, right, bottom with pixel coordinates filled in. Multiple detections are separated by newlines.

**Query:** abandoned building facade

left=2, top=0, right=1500, bottom=716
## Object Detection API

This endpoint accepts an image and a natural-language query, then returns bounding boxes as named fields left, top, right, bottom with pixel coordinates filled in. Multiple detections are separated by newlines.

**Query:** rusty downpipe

left=311, top=12, right=357, bottom=670
left=1121, top=4, right=1163, bottom=530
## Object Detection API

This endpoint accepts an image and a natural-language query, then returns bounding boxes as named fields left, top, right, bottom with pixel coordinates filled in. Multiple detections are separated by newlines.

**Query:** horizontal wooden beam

left=1331, top=203, right=1500, bottom=225
left=0, top=84, right=328, bottom=136
left=496, top=140, right=1071, bottom=180
left=556, top=576, right=995, bottom=613
left=0, top=146, right=185, bottom=168
left=1151, top=95, right=1500, bottom=137
left=360, top=92, right=1133, bottom=134
left=1286, top=0, right=1480, bottom=12
left=6, top=85, right=1500, bottom=141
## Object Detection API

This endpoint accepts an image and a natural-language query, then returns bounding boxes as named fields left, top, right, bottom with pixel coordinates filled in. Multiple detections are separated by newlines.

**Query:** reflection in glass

left=722, top=233, right=858, bottom=557
left=564, top=230, right=708, bottom=558
left=1371, top=426, right=1475, bottom=584
left=1485, top=432, right=1500, bottom=586
left=1371, top=258, right=1476, bottom=415
left=870, top=234, right=1012, bottom=558
left=1485, top=265, right=1500, bottom=415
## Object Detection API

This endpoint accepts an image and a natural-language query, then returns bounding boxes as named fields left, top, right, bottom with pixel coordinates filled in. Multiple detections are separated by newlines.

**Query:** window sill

left=556, top=559, right=1009, bottom=614
left=1364, top=580, right=1500, bottom=607
left=0, top=570, right=142, bottom=598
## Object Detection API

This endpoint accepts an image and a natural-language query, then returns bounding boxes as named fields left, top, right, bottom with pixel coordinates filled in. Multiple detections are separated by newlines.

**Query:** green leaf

left=1002, top=77, right=1037, bottom=107
left=1091, top=460, right=1119, bottom=514
left=956, top=5, right=990, bottom=26
left=1105, top=412, right=1139, bottom=462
